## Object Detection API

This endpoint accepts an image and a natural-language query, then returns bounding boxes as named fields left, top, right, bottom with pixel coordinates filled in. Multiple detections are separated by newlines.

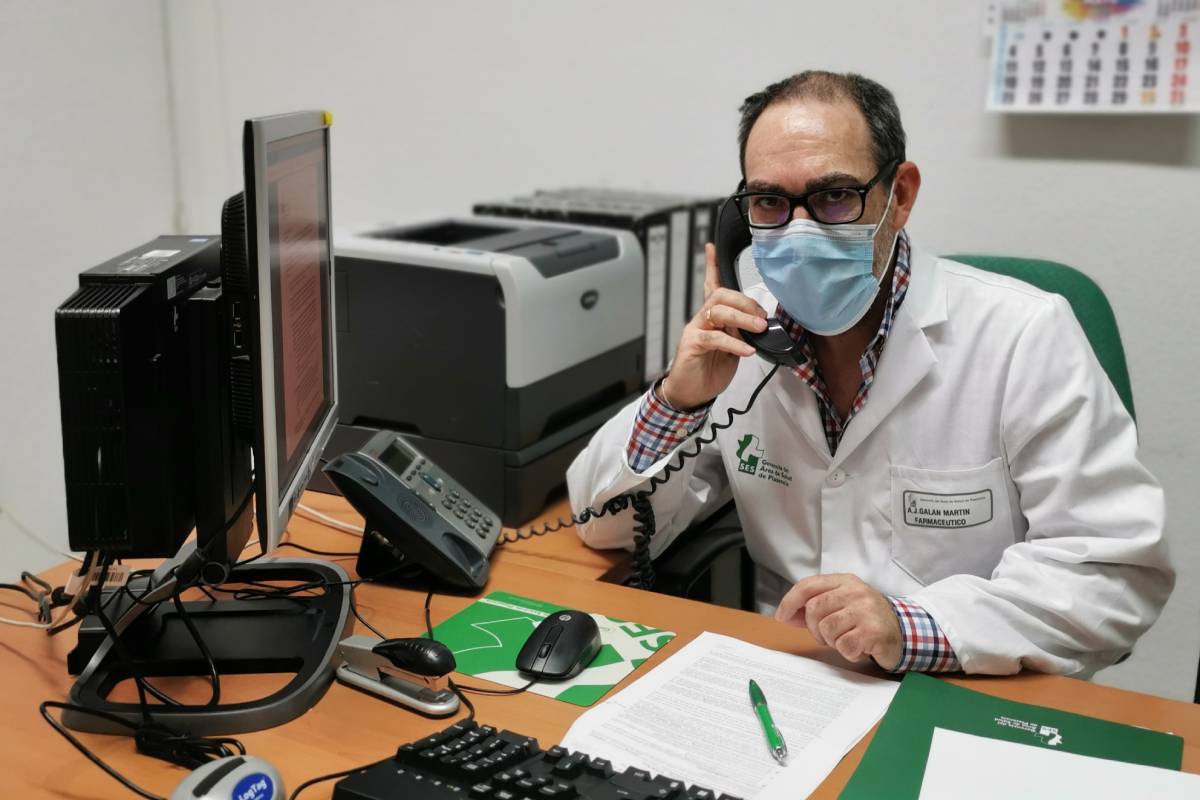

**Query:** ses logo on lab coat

left=736, top=434, right=792, bottom=486
left=736, top=434, right=764, bottom=475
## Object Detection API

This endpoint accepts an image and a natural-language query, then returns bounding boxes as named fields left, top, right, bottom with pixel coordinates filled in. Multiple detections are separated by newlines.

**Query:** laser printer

left=310, top=217, right=644, bottom=525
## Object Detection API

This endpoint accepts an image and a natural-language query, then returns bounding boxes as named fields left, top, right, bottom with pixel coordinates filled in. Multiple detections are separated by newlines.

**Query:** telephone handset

left=714, top=192, right=799, bottom=365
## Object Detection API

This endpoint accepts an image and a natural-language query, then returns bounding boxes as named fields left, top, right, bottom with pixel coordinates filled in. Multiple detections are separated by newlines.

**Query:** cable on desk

left=422, top=589, right=437, bottom=639
left=47, top=567, right=131, bottom=636
left=493, top=364, right=780, bottom=589
left=119, top=568, right=181, bottom=607
left=0, top=612, right=53, bottom=629
left=40, top=700, right=248, bottom=800
left=22, top=570, right=55, bottom=595
left=206, top=560, right=407, bottom=603
left=349, top=582, right=388, bottom=640
left=134, top=722, right=245, bottom=771
left=47, top=613, right=84, bottom=636
left=86, top=558, right=156, bottom=716
left=39, top=702, right=167, bottom=800
left=92, top=560, right=220, bottom=710
left=78, top=561, right=202, bottom=709
left=287, top=756, right=392, bottom=800
left=453, top=681, right=537, bottom=696
left=0, top=570, right=77, bottom=629
left=0, top=503, right=85, bottom=563
left=423, top=590, right=536, bottom=700
left=39, top=557, right=248, bottom=796
left=171, top=594, right=220, bottom=706
left=275, top=541, right=358, bottom=558
left=449, top=679, right=477, bottom=721
left=295, top=503, right=364, bottom=536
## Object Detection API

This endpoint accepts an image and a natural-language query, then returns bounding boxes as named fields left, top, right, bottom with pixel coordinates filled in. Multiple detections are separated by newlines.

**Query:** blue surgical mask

left=750, top=187, right=898, bottom=336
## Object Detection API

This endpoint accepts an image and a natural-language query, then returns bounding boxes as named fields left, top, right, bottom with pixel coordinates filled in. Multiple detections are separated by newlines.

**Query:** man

left=566, top=71, right=1172, bottom=676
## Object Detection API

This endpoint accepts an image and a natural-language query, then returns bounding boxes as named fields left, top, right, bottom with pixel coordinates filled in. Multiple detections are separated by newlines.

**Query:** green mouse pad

left=430, top=591, right=676, bottom=707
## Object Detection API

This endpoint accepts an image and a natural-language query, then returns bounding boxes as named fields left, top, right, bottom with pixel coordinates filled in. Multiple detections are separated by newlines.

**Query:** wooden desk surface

left=5, top=495, right=1199, bottom=798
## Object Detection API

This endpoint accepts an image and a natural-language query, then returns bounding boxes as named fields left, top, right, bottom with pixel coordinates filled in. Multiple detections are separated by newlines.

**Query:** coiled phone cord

left=496, top=364, right=781, bottom=590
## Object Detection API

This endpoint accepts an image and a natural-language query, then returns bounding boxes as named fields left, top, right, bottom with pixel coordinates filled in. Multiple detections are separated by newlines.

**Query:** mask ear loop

left=871, top=177, right=902, bottom=291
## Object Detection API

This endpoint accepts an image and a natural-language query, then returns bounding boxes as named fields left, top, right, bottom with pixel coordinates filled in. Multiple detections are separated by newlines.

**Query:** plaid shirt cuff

left=625, top=380, right=711, bottom=473
left=886, top=596, right=961, bottom=673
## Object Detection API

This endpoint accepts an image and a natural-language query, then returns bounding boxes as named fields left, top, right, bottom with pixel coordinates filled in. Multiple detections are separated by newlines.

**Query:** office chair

left=652, top=254, right=1140, bottom=618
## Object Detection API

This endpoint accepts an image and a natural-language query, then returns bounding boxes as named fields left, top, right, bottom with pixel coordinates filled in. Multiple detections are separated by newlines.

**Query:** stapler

left=336, top=635, right=460, bottom=716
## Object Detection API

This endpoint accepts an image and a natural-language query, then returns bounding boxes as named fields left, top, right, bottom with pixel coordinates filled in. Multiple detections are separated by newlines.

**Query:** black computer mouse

left=515, top=610, right=602, bottom=680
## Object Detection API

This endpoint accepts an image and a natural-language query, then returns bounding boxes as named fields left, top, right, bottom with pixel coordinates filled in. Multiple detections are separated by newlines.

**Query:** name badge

left=902, top=489, right=992, bottom=529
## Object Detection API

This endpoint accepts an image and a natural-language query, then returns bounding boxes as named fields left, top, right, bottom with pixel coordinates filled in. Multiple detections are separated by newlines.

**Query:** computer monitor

left=59, top=111, right=352, bottom=737
left=230, top=111, right=338, bottom=552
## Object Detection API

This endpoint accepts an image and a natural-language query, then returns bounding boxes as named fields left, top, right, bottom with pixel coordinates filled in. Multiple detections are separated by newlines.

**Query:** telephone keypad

left=422, top=464, right=498, bottom=545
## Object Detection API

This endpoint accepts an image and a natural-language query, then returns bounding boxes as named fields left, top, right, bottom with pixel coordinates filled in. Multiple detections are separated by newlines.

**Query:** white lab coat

left=567, top=247, right=1172, bottom=677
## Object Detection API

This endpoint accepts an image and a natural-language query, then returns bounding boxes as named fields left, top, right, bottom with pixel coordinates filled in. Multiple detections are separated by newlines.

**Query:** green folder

left=840, top=673, right=1183, bottom=799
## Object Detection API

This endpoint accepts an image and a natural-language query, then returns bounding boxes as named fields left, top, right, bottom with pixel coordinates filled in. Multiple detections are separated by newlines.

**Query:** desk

left=4, top=493, right=1199, bottom=798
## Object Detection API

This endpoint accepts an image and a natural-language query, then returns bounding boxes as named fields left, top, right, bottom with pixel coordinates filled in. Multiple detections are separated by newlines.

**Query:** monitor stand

left=62, top=543, right=354, bottom=737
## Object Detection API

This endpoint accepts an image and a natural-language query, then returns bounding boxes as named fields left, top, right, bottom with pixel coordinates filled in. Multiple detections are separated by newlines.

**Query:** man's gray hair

left=737, top=71, right=906, bottom=176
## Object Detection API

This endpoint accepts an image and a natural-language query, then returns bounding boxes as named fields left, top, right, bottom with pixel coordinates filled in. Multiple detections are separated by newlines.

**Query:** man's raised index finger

left=703, top=242, right=718, bottom=300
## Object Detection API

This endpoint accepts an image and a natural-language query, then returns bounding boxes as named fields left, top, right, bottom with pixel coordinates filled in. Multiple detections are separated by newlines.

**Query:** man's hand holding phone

left=660, top=243, right=769, bottom=410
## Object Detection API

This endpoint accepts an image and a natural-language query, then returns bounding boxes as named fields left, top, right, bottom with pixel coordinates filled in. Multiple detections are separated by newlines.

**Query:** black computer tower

left=54, top=236, right=221, bottom=556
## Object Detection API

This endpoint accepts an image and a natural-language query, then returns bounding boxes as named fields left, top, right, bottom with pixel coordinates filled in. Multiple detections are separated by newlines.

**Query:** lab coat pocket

left=890, top=458, right=1014, bottom=586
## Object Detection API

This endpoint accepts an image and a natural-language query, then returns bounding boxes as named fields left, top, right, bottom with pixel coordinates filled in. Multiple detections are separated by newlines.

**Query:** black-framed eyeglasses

left=733, top=159, right=899, bottom=228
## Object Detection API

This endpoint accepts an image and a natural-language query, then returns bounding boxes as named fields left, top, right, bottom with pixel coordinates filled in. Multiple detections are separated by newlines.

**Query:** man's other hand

left=774, top=573, right=902, bottom=670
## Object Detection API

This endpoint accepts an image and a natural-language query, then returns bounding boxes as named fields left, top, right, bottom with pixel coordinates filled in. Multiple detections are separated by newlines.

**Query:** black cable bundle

left=496, top=364, right=780, bottom=589
left=134, top=721, right=244, bottom=769
left=37, top=554, right=248, bottom=800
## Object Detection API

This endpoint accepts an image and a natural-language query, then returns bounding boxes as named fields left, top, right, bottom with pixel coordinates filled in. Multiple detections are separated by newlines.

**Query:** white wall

left=0, top=2, right=179, bottom=575
left=3, top=1, right=1197, bottom=700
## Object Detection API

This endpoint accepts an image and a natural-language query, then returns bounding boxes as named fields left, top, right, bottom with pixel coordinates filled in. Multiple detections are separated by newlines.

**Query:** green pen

left=748, top=679, right=788, bottom=765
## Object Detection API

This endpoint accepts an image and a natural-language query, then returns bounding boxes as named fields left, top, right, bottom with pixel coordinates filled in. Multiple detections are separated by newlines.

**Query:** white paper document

left=919, top=728, right=1200, bottom=800
left=559, top=631, right=899, bottom=799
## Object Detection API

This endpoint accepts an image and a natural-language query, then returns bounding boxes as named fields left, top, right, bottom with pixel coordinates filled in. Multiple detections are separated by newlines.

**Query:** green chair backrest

left=945, top=255, right=1136, bottom=422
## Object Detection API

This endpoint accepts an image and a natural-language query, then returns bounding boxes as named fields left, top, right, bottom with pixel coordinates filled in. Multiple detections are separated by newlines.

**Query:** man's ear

left=889, top=161, right=921, bottom=231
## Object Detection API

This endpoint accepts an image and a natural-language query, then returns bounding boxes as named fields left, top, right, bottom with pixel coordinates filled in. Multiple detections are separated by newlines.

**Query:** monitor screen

left=266, top=129, right=333, bottom=494
left=243, top=111, right=338, bottom=550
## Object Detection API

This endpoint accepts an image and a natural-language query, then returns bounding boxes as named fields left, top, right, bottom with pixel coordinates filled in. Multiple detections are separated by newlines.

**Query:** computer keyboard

left=332, top=718, right=741, bottom=800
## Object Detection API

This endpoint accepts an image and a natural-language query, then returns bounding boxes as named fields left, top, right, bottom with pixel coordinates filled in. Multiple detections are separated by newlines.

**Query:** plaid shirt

left=624, top=230, right=959, bottom=673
